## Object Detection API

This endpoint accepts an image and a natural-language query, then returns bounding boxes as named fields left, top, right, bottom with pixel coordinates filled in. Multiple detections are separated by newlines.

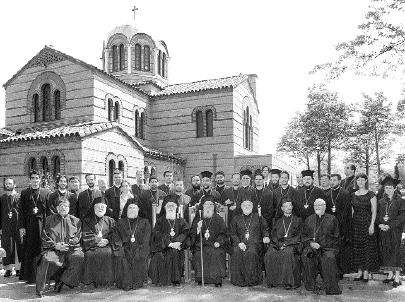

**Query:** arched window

left=196, top=110, right=204, bottom=138
left=41, top=156, right=49, bottom=176
left=29, top=157, right=37, bottom=172
left=112, top=45, right=118, bottom=72
left=42, top=84, right=51, bottom=122
left=249, top=116, right=253, bottom=150
left=53, top=156, right=60, bottom=178
left=108, top=159, right=115, bottom=187
left=114, top=101, right=120, bottom=121
left=151, top=167, right=156, bottom=177
left=162, top=53, right=166, bottom=78
left=54, top=90, right=61, bottom=120
left=135, top=110, right=139, bottom=137
left=243, top=109, right=246, bottom=148
left=118, top=160, right=124, bottom=172
left=206, top=109, right=213, bottom=137
left=245, top=107, right=250, bottom=149
left=119, top=44, right=125, bottom=71
left=108, top=99, right=113, bottom=121
left=143, top=45, right=150, bottom=71
left=140, top=112, right=145, bottom=139
left=135, top=44, right=141, bottom=71
left=157, top=50, right=162, bottom=76
left=33, top=93, right=39, bottom=122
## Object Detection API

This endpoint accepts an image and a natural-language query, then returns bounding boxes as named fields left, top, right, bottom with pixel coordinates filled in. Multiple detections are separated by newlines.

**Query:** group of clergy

left=0, top=164, right=404, bottom=298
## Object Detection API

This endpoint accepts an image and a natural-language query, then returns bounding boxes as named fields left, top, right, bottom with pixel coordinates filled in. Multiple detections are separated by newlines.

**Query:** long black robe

left=341, top=175, right=358, bottom=195
left=229, top=212, right=269, bottom=286
left=158, top=183, right=172, bottom=195
left=105, top=186, right=122, bottom=221
left=255, top=188, right=274, bottom=231
left=0, top=192, right=22, bottom=266
left=191, top=188, right=222, bottom=209
left=324, top=186, right=353, bottom=274
left=377, top=194, right=405, bottom=271
left=264, top=214, right=302, bottom=288
left=36, top=214, right=84, bottom=295
left=185, top=187, right=201, bottom=204
left=82, top=215, right=116, bottom=286
left=139, top=189, right=166, bottom=227
left=47, top=190, right=77, bottom=217
left=190, top=213, right=228, bottom=284
left=301, top=213, right=341, bottom=294
left=76, top=189, right=102, bottom=221
left=272, top=185, right=300, bottom=221
left=131, top=184, right=142, bottom=198
left=18, top=187, right=50, bottom=283
left=149, top=216, right=189, bottom=285
left=221, top=186, right=240, bottom=228
left=295, top=186, right=325, bottom=220
left=113, top=216, right=151, bottom=290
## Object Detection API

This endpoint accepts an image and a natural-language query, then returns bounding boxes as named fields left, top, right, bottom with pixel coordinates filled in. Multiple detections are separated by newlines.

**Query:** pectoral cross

left=132, top=5, right=139, bottom=25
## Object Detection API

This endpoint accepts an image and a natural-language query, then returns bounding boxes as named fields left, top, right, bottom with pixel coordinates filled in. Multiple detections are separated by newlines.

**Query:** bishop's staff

left=198, top=209, right=204, bottom=287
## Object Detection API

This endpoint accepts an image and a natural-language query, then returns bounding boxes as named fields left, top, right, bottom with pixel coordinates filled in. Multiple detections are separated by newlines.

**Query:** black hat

left=381, top=175, right=401, bottom=187
left=240, top=169, right=253, bottom=177
left=93, top=196, right=108, bottom=205
left=254, top=168, right=262, bottom=176
left=215, top=171, right=225, bottom=177
left=301, top=170, right=315, bottom=178
left=269, top=169, right=282, bottom=176
left=200, top=171, right=213, bottom=179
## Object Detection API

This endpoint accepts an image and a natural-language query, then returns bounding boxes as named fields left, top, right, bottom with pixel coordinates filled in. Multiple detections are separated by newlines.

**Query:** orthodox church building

left=0, top=22, right=293, bottom=189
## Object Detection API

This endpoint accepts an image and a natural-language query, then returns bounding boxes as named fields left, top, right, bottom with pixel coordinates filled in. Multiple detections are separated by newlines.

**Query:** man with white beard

left=191, top=200, right=228, bottom=287
left=149, top=201, right=190, bottom=286
left=301, top=198, right=341, bottom=295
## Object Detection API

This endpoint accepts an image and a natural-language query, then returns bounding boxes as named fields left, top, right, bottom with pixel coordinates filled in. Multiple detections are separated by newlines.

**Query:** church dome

left=107, top=24, right=138, bottom=42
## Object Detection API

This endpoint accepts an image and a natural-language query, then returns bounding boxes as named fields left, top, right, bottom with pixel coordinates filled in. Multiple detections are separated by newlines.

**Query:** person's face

left=121, top=181, right=130, bottom=193
left=330, top=176, right=340, bottom=188
left=30, top=174, right=41, bottom=189
left=303, top=176, right=313, bottom=187
left=231, top=174, right=241, bottom=186
left=281, top=201, right=293, bottom=215
left=241, top=201, right=253, bottom=215
left=191, top=176, right=201, bottom=188
left=57, top=177, right=68, bottom=190
left=320, top=176, right=330, bottom=188
left=314, top=201, right=326, bottom=216
left=150, top=179, right=159, bottom=190
left=164, top=173, right=173, bottom=184
left=57, top=202, right=69, bottom=216
left=254, top=176, right=264, bottom=187
left=202, top=177, right=212, bottom=189
left=4, top=179, right=15, bottom=191
left=175, top=181, right=184, bottom=193
left=97, top=179, right=106, bottom=191
left=203, top=202, right=214, bottom=218
left=94, top=203, right=107, bottom=217
left=86, top=175, right=95, bottom=188
left=69, top=179, right=80, bottom=191
left=166, top=204, right=177, bottom=215
left=215, top=174, right=225, bottom=185
left=262, top=167, right=269, bottom=178
left=384, top=185, right=395, bottom=197
left=296, top=174, right=303, bottom=186
left=345, top=165, right=354, bottom=177
left=280, top=173, right=289, bottom=186
left=271, top=174, right=280, bottom=184
left=113, top=173, right=123, bottom=186
left=127, top=204, right=139, bottom=218
left=356, top=177, right=367, bottom=189
left=136, top=170, right=144, bottom=181
left=241, top=175, right=251, bottom=187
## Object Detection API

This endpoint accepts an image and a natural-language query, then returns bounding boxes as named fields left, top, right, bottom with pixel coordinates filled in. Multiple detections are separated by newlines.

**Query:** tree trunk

left=327, top=139, right=332, bottom=175
left=375, top=130, right=381, bottom=175
left=365, top=146, right=370, bottom=177
left=317, top=150, right=321, bottom=185
left=306, top=154, right=310, bottom=170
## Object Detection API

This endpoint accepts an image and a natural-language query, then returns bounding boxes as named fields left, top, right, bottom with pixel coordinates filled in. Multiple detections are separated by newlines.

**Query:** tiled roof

left=0, top=128, right=14, bottom=136
left=151, top=74, right=248, bottom=97
left=0, top=122, right=185, bottom=164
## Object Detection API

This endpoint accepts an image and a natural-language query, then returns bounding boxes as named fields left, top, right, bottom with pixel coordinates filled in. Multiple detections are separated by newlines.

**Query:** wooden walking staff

left=199, top=209, right=204, bottom=287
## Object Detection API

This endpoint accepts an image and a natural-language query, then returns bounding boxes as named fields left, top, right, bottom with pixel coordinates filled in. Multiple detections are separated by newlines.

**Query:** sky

left=0, top=0, right=403, bottom=158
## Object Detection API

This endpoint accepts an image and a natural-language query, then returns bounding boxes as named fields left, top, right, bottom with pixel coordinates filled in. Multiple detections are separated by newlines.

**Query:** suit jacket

left=77, top=188, right=102, bottom=221
left=158, top=183, right=173, bottom=195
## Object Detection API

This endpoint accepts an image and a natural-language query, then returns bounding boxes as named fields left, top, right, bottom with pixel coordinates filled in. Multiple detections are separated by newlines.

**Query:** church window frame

left=52, top=155, right=61, bottom=179
left=112, top=45, right=118, bottom=72
left=41, top=83, right=51, bottom=122
left=114, top=101, right=120, bottom=121
left=33, top=93, right=40, bottom=122
left=119, top=44, right=125, bottom=71
left=135, top=44, right=142, bottom=71
left=162, top=52, right=167, bottom=78
left=206, top=109, right=214, bottom=137
left=135, top=109, right=139, bottom=137
left=143, top=45, right=151, bottom=72
left=196, top=110, right=204, bottom=138
left=108, top=98, right=114, bottom=121
left=54, top=90, right=61, bottom=120
left=158, top=50, right=162, bottom=76
left=140, top=112, right=145, bottom=139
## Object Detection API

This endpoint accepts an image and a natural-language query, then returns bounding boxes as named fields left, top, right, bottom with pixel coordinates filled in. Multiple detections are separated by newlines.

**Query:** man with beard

left=131, top=170, right=144, bottom=198
left=268, top=169, right=282, bottom=192
left=68, top=176, right=80, bottom=217
left=139, top=176, right=166, bottom=227
left=158, top=171, right=174, bottom=195
left=295, top=170, right=325, bottom=220
left=325, top=173, right=352, bottom=277
left=253, top=173, right=274, bottom=230
left=105, top=169, right=124, bottom=221
left=35, top=199, right=84, bottom=297
left=262, top=166, right=271, bottom=189
left=149, top=201, right=190, bottom=286
left=273, top=171, right=300, bottom=222
left=18, top=170, right=50, bottom=283
left=159, top=180, right=190, bottom=220
left=232, top=169, right=257, bottom=217
left=97, top=178, right=108, bottom=194
left=214, top=171, right=229, bottom=199
left=185, top=175, right=201, bottom=202
left=77, top=174, right=102, bottom=221
left=224, top=173, right=242, bottom=227
left=341, top=163, right=358, bottom=194
left=0, top=178, right=22, bottom=277
left=191, top=200, right=228, bottom=287
left=48, top=175, right=77, bottom=216
left=230, top=199, right=270, bottom=286
left=301, top=198, right=341, bottom=295
left=296, top=173, right=304, bottom=191
left=191, top=171, right=221, bottom=214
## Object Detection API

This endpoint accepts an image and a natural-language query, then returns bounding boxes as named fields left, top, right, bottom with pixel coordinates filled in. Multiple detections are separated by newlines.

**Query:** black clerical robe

left=221, top=186, right=240, bottom=227
left=341, top=175, right=358, bottom=194
left=82, top=215, right=116, bottom=286
left=191, top=188, right=221, bottom=208
left=295, top=186, right=325, bottom=220
left=255, top=188, right=274, bottom=230
left=229, top=212, right=269, bottom=286
left=301, top=213, right=341, bottom=294
left=377, top=194, right=405, bottom=271
left=105, top=185, right=122, bottom=221
left=264, top=214, right=302, bottom=288
left=185, top=187, right=201, bottom=202
left=131, top=183, right=142, bottom=198
left=149, top=216, right=190, bottom=285
left=273, top=185, right=300, bottom=221
left=113, top=216, right=151, bottom=290
left=0, top=192, right=22, bottom=266
left=158, top=183, right=172, bottom=195
left=36, top=214, right=84, bottom=295
left=77, top=189, right=102, bottom=221
left=18, top=187, right=50, bottom=283
left=232, top=186, right=258, bottom=217
left=139, top=189, right=166, bottom=227
left=47, top=190, right=77, bottom=217
left=159, top=193, right=190, bottom=220
left=190, top=213, right=228, bottom=284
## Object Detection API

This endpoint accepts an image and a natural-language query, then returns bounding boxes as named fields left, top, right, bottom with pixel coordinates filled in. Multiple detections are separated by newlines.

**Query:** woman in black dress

left=352, top=173, right=379, bottom=281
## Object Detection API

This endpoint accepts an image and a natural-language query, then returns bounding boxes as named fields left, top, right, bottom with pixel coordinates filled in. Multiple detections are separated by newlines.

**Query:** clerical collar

left=281, top=185, right=289, bottom=190
left=6, top=190, right=16, bottom=196
left=316, top=213, right=325, bottom=219
left=58, top=189, right=67, bottom=194
left=88, top=187, right=95, bottom=191
left=233, top=186, right=239, bottom=190
left=114, top=184, right=121, bottom=189
left=305, top=185, right=313, bottom=191
left=216, top=184, right=225, bottom=188
left=332, top=186, right=340, bottom=191
left=175, top=192, right=182, bottom=196
left=284, top=213, right=292, bottom=217
left=31, top=187, right=40, bottom=191
left=256, top=187, right=263, bottom=191
left=203, top=188, right=211, bottom=193
left=243, top=212, right=252, bottom=217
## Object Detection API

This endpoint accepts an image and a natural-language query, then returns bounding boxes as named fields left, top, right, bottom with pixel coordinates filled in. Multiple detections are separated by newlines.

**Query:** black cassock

left=105, top=186, right=122, bottom=221
left=272, top=185, right=300, bottom=221
left=377, top=194, right=405, bottom=271
left=324, top=186, right=353, bottom=274
left=18, top=187, right=50, bottom=283
left=230, top=212, right=269, bottom=286
left=295, top=186, right=325, bottom=220
left=113, top=217, right=151, bottom=290
left=220, top=186, right=239, bottom=228
left=0, top=193, right=22, bottom=266
left=47, top=190, right=77, bottom=217
left=190, top=213, right=228, bottom=284
left=255, top=188, right=274, bottom=231
left=76, top=189, right=102, bottom=221
left=264, top=214, right=302, bottom=288
left=139, top=189, right=166, bottom=226
left=82, top=215, right=116, bottom=286
left=301, top=213, right=341, bottom=294
left=149, top=216, right=189, bottom=285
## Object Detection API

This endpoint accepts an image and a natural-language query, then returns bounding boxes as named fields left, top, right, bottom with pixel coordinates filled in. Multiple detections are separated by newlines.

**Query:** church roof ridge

left=0, top=128, right=14, bottom=137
